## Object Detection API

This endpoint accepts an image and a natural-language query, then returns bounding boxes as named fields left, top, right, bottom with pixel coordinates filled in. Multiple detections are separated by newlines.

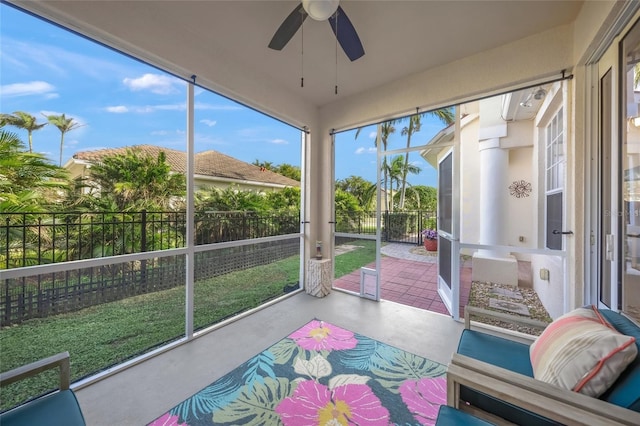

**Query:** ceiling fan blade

left=328, top=6, right=365, bottom=61
left=268, top=3, right=307, bottom=50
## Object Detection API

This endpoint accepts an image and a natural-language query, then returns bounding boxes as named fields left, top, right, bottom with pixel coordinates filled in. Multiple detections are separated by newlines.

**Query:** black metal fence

left=2, top=240, right=299, bottom=326
left=1, top=209, right=433, bottom=325
left=1, top=210, right=299, bottom=269
left=335, top=210, right=436, bottom=245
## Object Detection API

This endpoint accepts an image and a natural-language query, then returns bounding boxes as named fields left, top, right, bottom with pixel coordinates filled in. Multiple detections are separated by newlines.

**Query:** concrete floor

left=75, top=290, right=464, bottom=425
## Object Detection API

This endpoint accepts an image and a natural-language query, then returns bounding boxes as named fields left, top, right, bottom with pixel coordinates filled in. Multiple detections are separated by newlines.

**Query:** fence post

left=140, top=210, right=148, bottom=292
left=4, top=217, right=9, bottom=270
left=242, top=212, right=247, bottom=240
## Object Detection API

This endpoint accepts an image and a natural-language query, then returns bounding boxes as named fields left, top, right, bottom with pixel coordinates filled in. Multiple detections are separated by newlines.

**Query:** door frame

left=436, top=147, right=460, bottom=319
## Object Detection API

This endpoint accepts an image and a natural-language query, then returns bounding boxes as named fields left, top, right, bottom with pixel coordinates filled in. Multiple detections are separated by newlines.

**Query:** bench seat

left=450, top=306, right=640, bottom=425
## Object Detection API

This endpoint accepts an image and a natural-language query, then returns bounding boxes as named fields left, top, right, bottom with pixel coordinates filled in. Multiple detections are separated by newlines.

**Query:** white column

left=472, top=121, right=518, bottom=286
left=478, top=138, right=508, bottom=257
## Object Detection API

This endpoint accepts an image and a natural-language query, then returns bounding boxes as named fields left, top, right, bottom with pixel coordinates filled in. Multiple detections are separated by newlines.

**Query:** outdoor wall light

left=302, top=0, right=339, bottom=21
left=520, top=87, right=547, bottom=107
left=534, top=88, right=547, bottom=100
left=520, top=94, right=533, bottom=108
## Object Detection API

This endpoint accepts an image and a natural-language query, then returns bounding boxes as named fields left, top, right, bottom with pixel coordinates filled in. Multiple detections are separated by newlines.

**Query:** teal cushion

left=435, top=405, right=496, bottom=425
left=0, top=390, right=85, bottom=426
left=457, top=329, right=561, bottom=425
left=457, top=329, right=533, bottom=377
left=599, top=309, right=640, bottom=411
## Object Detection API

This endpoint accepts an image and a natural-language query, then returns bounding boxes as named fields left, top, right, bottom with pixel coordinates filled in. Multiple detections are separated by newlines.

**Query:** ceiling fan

left=268, top=0, right=365, bottom=62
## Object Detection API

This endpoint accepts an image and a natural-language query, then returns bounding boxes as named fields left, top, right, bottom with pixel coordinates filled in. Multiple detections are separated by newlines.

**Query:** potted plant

left=422, top=229, right=438, bottom=251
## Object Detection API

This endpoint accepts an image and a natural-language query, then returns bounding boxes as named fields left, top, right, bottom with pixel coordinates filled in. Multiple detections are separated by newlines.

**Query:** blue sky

left=1, top=3, right=443, bottom=187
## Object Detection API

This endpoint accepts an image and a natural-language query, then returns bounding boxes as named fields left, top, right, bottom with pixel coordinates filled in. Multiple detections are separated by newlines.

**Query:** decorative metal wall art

left=509, top=180, right=532, bottom=198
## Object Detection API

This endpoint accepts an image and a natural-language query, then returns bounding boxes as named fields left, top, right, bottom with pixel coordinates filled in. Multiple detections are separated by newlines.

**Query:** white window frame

left=540, top=96, right=566, bottom=250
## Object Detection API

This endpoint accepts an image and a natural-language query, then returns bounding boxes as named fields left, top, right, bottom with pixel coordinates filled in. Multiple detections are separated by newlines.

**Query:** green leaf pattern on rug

left=211, top=377, right=295, bottom=425
left=268, top=336, right=301, bottom=365
left=370, top=345, right=447, bottom=393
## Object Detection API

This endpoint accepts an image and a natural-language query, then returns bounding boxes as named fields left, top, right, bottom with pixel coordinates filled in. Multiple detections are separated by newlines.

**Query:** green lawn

left=0, top=242, right=377, bottom=411
left=334, top=239, right=378, bottom=278
left=0, top=255, right=299, bottom=411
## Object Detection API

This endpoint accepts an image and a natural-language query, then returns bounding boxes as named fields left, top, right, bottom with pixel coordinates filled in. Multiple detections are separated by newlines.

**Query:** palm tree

left=387, top=155, right=421, bottom=210
left=84, top=148, right=186, bottom=211
left=0, top=111, right=47, bottom=153
left=335, top=175, right=376, bottom=210
left=398, top=108, right=454, bottom=209
left=355, top=121, right=396, bottom=211
left=44, top=113, right=82, bottom=166
left=0, top=126, right=68, bottom=210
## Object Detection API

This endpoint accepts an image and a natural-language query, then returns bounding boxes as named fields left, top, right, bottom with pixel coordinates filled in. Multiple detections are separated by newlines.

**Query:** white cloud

left=195, top=102, right=243, bottom=111
left=355, top=146, right=376, bottom=154
left=271, top=138, right=288, bottom=145
left=155, top=103, right=186, bottom=111
left=106, top=106, right=129, bottom=113
left=368, top=131, right=377, bottom=139
left=132, top=106, right=156, bottom=114
left=123, top=73, right=180, bottom=95
left=40, top=109, right=63, bottom=117
left=200, top=119, right=217, bottom=127
left=117, top=104, right=186, bottom=114
left=2, top=37, right=138, bottom=81
left=151, top=130, right=169, bottom=136
left=1, top=81, right=56, bottom=97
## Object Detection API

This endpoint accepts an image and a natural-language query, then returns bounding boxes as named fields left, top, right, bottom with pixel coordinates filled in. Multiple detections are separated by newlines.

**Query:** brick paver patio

left=332, top=254, right=472, bottom=317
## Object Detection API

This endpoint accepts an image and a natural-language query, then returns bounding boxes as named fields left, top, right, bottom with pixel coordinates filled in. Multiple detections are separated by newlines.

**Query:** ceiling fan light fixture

left=302, top=0, right=339, bottom=21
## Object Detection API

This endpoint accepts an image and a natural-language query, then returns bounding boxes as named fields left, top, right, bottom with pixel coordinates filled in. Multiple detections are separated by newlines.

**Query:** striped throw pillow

left=529, top=306, right=637, bottom=397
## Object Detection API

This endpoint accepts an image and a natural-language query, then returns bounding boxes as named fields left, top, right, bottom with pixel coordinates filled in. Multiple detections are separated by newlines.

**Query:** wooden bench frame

left=0, top=352, right=71, bottom=392
left=448, top=354, right=640, bottom=426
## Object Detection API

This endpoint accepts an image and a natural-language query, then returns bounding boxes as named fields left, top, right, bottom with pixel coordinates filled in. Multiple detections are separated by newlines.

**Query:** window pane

left=622, top=19, right=640, bottom=321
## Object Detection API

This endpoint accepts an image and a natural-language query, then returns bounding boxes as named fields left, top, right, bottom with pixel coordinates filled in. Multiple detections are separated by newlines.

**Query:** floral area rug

left=148, top=319, right=447, bottom=426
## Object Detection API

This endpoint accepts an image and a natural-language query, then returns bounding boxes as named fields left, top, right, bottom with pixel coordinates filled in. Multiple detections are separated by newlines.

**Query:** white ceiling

left=11, top=0, right=583, bottom=108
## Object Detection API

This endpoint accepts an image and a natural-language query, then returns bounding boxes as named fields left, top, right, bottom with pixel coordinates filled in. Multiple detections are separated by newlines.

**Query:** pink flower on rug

left=289, top=320, right=357, bottom=351
left=276, top=380, right=390, bottom=425
left=399, top=376, right=447, bottom=425
left=148, top=412, right=187, bottom=426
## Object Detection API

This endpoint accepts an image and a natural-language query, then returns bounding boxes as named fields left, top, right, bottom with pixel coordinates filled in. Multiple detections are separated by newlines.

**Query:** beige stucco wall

left=506, top=146, right=536, bottom=249
left=531, top=254, right=565, bottom=319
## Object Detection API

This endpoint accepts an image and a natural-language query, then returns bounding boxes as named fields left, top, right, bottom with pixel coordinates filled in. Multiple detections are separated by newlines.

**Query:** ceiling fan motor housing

left=302, top=0, right=339, bottom=21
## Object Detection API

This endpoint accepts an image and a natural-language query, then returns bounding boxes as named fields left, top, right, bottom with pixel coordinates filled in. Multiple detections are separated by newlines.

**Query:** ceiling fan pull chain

left=334, top=9, right=338, bottom=95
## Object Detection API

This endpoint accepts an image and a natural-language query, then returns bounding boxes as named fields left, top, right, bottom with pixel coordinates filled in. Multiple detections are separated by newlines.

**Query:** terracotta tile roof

left=72, top=144, right=299, bottom=187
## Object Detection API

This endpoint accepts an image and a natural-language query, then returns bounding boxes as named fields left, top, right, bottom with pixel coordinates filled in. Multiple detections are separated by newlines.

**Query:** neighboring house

left=64, top=144, right=299, bottom=193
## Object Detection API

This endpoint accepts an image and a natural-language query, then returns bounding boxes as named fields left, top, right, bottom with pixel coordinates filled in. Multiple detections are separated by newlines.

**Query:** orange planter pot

left=423, top=239, right=438, bottom=251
